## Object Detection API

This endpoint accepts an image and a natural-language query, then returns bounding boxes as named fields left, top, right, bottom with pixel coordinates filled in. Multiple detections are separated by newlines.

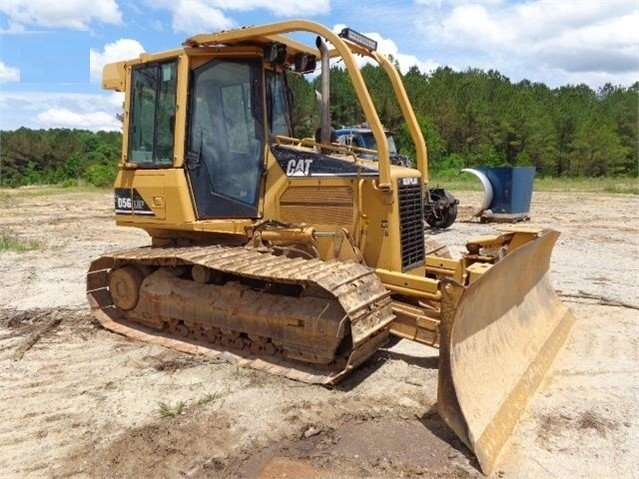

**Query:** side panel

left=359, top=173, right=424, bottom=272
left=114, top=169, right=196, bottom=226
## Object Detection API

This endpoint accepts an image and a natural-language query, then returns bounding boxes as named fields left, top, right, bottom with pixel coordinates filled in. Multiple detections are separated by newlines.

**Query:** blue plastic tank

left=477, top=166, right=535, bottom=215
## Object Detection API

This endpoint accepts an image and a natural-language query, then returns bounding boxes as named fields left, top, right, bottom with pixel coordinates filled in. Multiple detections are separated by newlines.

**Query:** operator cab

left=105, top=23, right=405, bottom=224
left=127, top=54, right=293, bottom=219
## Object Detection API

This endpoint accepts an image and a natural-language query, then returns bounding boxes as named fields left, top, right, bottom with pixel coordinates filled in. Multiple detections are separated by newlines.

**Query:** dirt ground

left=0, top=187, right=637, bottom=479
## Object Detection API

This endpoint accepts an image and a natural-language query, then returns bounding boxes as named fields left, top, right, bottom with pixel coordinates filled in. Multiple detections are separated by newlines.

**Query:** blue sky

left=0, top=0, right=637, bottom=131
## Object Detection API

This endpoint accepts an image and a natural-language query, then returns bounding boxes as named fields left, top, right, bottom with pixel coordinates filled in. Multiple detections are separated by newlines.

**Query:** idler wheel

left=109, top=265, right=144, bottom=311
left=191, top=264, right=212, bottom=284
left=191, top=323, right=207, bottom=341
left=206, top=327, right=221, bottom=343
left=220, top=330, right=246, bottom=350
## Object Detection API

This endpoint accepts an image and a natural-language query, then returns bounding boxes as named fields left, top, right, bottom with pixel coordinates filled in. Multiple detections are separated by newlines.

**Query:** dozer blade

left=437, top=229, right=575, bottom=475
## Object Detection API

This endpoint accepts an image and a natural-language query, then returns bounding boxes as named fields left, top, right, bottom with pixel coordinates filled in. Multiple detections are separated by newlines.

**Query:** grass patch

left=158, top=400, right=187, bottom=418
left=197, top=392, right=224, bottom=405
left=603, top=182, right=639, bottom=194
left=534, top=176, right=638, bottom=194
left=0, top=232, right=41, bottom=252
left=429, top=174, right=638, bottom=194
left=577, top=410, right=618, bottom=438
left=0, top=184, right=108, bottom=199
left=229, top=366, right=249, bottom=380
left=429, top=175, right=483, bottom=192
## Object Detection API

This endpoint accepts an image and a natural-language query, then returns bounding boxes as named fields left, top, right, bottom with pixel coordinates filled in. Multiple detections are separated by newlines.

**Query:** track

left=87, top=244, right=395, bottom=384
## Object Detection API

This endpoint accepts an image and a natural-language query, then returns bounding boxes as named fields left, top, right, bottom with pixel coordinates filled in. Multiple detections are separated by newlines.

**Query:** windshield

left=359, top=132, right=398, bottom=154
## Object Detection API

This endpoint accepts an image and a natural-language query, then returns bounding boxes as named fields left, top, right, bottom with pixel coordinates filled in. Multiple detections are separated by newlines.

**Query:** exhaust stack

left=316, top=36, right=331, bottom=148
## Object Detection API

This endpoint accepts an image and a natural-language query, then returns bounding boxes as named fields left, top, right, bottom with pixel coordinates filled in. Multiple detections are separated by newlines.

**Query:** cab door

left=185, top=59, right=264, bottom=219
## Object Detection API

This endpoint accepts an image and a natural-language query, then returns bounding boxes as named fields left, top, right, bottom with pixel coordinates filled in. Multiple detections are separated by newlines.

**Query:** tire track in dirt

left=0, top=310, right=130, bottom=477
left=0, top=309, right=223, bottom=478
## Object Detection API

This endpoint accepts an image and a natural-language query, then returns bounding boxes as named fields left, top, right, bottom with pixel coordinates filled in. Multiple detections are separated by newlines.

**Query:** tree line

left=289, top=64, right=638, bottom=178
left=1, top=64, right=636, bottom=187
left=0, top=128, right=121, bottom=187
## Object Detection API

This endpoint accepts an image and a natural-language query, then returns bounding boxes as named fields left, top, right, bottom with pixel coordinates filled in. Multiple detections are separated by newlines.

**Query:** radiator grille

left=280, top=186, right=354, bottom=228
left=398, top=180, right=425, bottom=270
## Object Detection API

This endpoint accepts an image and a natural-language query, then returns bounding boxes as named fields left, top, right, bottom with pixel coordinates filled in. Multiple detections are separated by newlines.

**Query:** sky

left=0, top=0, right=637, bottom=132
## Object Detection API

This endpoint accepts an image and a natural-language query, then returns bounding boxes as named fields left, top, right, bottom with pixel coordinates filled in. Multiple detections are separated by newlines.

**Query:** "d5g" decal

left=114, top=188, right=155, bottom=216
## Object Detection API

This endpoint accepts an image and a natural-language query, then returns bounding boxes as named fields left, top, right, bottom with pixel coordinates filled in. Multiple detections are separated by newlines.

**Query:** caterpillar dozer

left=89, top=20, right=575, bottom=474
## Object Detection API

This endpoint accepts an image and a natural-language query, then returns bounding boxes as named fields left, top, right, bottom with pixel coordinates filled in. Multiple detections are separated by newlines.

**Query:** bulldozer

left=89, top=20, right=575, bottom=474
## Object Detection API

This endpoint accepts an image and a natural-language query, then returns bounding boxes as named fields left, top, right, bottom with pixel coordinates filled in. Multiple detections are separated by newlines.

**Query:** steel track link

left=87, top=244, right=395, bottom=384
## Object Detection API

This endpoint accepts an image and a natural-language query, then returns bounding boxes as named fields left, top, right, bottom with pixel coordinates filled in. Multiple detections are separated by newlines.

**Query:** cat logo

left=286, top=159, right=313, bottom=176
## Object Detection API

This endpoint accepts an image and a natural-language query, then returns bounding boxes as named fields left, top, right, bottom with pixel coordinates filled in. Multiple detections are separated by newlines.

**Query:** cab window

left=128, top=60, right=177, bottom=165
left=266, top=70, right=291, bottom=138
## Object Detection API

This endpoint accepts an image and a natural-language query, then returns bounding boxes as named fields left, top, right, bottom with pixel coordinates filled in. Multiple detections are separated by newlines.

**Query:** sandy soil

left=0, top=187, right=637, bottom=479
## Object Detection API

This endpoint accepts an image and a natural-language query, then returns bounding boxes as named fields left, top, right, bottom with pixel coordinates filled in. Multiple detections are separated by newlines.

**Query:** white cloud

left=148, top=0, right=330, bottom=35
left=369, top=32, right=440, bottom=75
left=0, top=61, right=20, bottom=82
left=0, top=0, right=122, bottom=31
left=36, top=108, right=119, bottom=130
left=108, top=92, right=125, bottom=109
left=217, top=0, right=329, bottom=17
left=532, top=12, right=638, bottom=73
left=437, top=4, right=513, bottom=49
left=0, top=91, right=124, bottom=131
left=168, top=0, right=234, bottom=35
left=542, top=69, right=638, bottom=91
left=90, top=39, right=145, bottom=82
left=417, top=0, right=639, bottom=85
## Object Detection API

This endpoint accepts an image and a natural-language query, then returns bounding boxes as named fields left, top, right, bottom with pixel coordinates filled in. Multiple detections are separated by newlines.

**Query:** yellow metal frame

left=101, top=19, right=540, bottom=322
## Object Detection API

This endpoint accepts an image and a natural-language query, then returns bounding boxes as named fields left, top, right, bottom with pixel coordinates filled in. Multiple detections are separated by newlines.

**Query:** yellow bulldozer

left=89, top=20, right=575, bottom=474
